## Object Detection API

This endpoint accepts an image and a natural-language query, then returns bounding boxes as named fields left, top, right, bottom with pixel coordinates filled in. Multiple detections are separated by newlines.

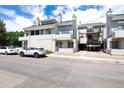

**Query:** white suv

left=0, top=46, right=17, bottom=55
left=19, top=47, right=46, bottom=58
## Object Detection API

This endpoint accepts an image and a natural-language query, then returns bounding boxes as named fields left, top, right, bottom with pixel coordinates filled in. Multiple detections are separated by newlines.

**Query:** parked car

left=15, top=47, right=23, bottom=54
left=0, top=46, right=17, bottom=55
left=19, top=47, right=46, bottom=58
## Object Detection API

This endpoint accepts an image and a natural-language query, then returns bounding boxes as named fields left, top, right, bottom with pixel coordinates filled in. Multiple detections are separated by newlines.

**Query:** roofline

left=78, top=22, right=106, bottom=29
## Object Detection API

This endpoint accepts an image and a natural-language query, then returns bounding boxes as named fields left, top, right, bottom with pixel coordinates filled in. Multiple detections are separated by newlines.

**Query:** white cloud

left=14, top=16, right=32, bottom=29
left=20, top=5, right=47, bottom=20
left=4, top=17, right=32, bottom=31
left=4, top=20, right=21, bottom=31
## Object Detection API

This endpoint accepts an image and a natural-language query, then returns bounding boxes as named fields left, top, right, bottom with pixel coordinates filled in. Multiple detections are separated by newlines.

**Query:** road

left=0, top=54, right=124, bottom=88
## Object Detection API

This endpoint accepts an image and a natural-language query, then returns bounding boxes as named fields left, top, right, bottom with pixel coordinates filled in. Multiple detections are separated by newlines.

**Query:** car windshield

left=37, top=48, right=44, bottom=51
left=8, top=47, right=14, bottom=49
left=1, top=47, right=6, bottom=49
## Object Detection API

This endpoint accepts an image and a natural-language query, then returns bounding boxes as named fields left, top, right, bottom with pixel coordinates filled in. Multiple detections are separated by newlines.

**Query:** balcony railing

left=55, top=34, right=73, bottom=40
left=87, top=40, right=101, bottom=45
left=111, top=27, right=124, bottom=38
left=112, top=27, right=124, bottom=31
left=19, top=36, right=28, bottom=41
left=19, top=33, right=73, bottom=41
left=59, top=30, right=73, bottom=35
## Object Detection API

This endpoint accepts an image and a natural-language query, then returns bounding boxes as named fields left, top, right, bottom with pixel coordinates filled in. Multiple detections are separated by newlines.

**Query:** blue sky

left=0, top=5, right=124, bottom=31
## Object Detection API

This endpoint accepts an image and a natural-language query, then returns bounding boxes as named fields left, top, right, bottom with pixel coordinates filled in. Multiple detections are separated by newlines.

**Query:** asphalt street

left=0, top=54, right=124, bottom=88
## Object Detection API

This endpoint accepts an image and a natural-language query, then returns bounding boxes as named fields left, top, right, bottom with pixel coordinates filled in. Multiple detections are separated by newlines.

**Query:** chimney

left=33, top=21, right=36, bottom=26
left=79, top=21, right=81, bottom=24
left=106, top=8, right=112, bottom=16
left=58, top=13, right=62, bottom=23
left=36, top=17, right=41, bottom=26
left=47, top=16, right=50, bottom=19
left=72, top=14, right=77, bottom=39
left=106, top=8, right=112, bottom=37
left=72, top=14, right=77, bottom=20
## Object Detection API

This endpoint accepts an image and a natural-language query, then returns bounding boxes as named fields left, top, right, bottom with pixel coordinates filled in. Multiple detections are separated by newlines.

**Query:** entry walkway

left=76, top=51, right=111, bottom=57
left=48, top=51, right=124, bottom=63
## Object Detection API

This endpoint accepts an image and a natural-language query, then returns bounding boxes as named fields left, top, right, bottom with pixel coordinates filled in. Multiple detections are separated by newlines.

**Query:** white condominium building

left=19, top=14, right=78, bottom=53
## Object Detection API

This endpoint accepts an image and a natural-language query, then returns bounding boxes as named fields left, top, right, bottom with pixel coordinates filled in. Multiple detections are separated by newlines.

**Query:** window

left=26, top=33, right=28, bottom=36
left=46, top=29, right=51, bottom=34
left=41, top=30, right=43, bottom=35
left=26, top=48, right=30, bottom=50
left=56, top=42, right=58, bottom=47
left=59, top=42, right=63, bottom=48
left=88, top=35, right=92, bottom=39
left=37, top=48, right=44, bottom=51
left=31, top=31, right=34, bottom=35
left=30, top=47, right=36, bottom=50
left=93, top=34, right=98, bottom=40
left=8, top=47, right=14, bottom=49
left=1, top=46, right=6, bottom=49
left=118, top=25, right=124, bottom=30
left=68, top=42, right=73, bottom=48
left=111, top=41, right=119, bottom=49
left=36, top=30, right=39, bottom=35
left=27, top=47, right=35, bottom=50
left=61, top=29, right=70, bottom=34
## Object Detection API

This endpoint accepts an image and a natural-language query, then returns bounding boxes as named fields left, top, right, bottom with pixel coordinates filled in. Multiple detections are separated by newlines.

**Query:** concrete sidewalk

left=48, top=51, right=124, bottom=63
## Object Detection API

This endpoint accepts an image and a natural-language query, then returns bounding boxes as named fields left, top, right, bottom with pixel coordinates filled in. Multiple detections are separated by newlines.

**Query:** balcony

left=19, top=33, right=73, bottom=41
left=55, top=34, right=73, bottom=40
left=112, top=28, right=124, bottom=38
left=19, top=36, right=28, bottom=41
left=87, top=40, right=101, bottom=45
left=55, top=30, right=73, bottom=40
left=93, top=28, right=101, bottom=32
left=80, top=37, right=87, bottom=44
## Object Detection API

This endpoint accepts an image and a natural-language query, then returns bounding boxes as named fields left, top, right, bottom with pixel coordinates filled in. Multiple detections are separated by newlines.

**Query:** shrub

left=46, top=50, right=53, bottom=54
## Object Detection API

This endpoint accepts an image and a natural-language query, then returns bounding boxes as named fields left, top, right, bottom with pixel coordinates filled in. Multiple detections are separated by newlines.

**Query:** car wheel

left=20, top=52, right=24, bottom=57
left=34, top=53, right=39, bottom=58
left=5, top=51, right=8, bottom=55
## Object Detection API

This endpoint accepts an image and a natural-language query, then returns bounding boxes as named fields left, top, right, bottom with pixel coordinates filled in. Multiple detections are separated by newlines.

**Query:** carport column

left=22, top=41, right=25, bottom=48
left=51, top=40, right=56, bottom=52
left=107, top=38, right=111, bottom=49
left=106, top=37, right=112, bottom=54
left=73, top=39, right=78, bottom=52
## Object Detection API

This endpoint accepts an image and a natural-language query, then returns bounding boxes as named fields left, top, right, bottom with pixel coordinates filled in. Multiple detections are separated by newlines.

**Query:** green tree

left=0, top=19, right=7, bottom=46
left=6, top=31, right=24, bottom=47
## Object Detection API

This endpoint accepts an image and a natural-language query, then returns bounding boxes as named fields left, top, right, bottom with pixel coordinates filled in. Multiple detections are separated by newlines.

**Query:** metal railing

left=87, top=40, right=101, bottom=45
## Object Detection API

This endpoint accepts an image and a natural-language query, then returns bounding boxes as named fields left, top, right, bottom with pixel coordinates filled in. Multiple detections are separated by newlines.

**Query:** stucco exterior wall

left=106, top=38, right=124, bottom=55
left=120, top=39, right=124, bottom=49
left=106, top=12, right=124, bottom=55
left=113, top=30, right=124, bottom=38
left=27, top=35, right=56, bottom=52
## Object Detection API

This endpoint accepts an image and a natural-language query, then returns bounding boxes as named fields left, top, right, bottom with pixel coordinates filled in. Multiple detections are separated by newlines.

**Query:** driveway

left=0, top=54, right=124, bottom=88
